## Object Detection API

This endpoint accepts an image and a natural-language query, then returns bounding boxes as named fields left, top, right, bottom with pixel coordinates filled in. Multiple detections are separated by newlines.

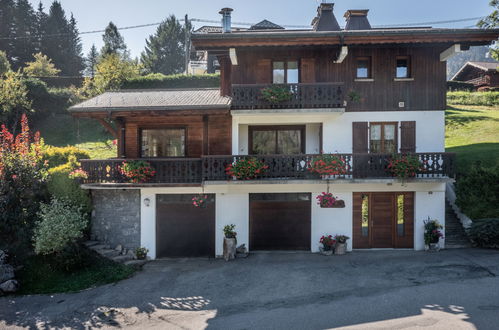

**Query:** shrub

left=467, top=218, right=499, bottom=248
left=122, top=73, right=220, bottom=89
left=34, top=198, right=88, bottom=256
left=43, top=146, right=90, bottom=168
left=455, top=163, right=499, bottom=219
left=447, top=91, right=499, bottom=106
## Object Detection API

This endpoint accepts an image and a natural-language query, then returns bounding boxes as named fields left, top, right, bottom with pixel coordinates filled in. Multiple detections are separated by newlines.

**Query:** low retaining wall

left=446, top=182, right=473, bottom=229
left=91, top=189, right=141, bottom=250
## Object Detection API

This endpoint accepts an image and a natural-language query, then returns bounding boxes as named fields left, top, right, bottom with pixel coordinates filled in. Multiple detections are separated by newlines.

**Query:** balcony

left=231, top=83, right=344, bottom=110
left=80, top=153, right=456, bottom=185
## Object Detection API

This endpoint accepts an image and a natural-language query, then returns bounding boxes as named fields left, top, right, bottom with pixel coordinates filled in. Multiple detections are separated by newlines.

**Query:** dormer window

left=356, top=57, right=371, bottom=79
left=396, top=56, right=411, bottom=78
left=273, top=61, right=299, bottom=84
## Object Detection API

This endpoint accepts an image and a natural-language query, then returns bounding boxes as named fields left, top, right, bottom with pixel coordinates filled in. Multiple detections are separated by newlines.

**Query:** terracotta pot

left=319, top=247, right=333, bottom=256
left=223, top=238, right=237, bottom=261
left=334, top=242, right=347, bottom=255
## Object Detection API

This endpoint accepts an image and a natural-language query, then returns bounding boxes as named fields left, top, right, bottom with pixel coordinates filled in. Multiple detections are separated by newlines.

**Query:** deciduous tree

left=478, top=0, right=499, bottom=60
left=23, top=52, right=60, bottom=77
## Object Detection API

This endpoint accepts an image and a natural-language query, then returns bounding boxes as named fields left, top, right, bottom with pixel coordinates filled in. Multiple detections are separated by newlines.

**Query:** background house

left=451, top=61, right=499, bottom=90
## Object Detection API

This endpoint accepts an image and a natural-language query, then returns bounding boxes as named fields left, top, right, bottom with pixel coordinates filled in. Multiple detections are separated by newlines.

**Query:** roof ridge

left=106, top=88, right=221, bottom=93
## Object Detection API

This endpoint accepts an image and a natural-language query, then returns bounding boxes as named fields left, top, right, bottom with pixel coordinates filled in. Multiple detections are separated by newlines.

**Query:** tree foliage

left=478, top=0, right=499, bottom=60
left=85, top=44, right=99, bottom=78
left=101, top=22, right=127, bottom=57
left=23, top=52, right=61, bottom=77
left=140, top=15, right=190, bottom=75
left=0, top=50, right=11, bottom=76
left=0, top=70, right=32, bottom=132
left=93, top=53, right=140, bottom=93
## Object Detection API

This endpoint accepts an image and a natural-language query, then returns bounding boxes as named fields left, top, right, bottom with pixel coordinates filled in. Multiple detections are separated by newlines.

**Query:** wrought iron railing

left=80, top=153, right=455, bottom=184
left=231, top=83, right=344, bottom=110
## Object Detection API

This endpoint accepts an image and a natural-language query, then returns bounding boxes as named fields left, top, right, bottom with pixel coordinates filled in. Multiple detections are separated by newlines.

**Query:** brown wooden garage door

left=156, top=194, right=215, bottom=258
left=250, top=193, right=311, bottom=250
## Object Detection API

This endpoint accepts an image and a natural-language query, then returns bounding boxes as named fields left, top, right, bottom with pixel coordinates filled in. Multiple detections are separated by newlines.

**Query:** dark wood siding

left=231, top=46, right=447, bottom=111
left=400, top=121, right=416, bottom=153
left=301, top=58, right=316, bottom=83
left=156, top=194, right=215, bottom=257
left=352, top=122, right=368, bottom=153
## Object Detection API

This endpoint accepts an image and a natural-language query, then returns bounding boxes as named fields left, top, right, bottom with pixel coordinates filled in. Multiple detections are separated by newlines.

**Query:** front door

left=353, top=192, right=414, bottom=249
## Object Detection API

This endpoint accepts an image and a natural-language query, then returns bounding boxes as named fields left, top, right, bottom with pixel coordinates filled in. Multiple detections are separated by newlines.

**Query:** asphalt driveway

left=1, top=249, right=499, bottom=329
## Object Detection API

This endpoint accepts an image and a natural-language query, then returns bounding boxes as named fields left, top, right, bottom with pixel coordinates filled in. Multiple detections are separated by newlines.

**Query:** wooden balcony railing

left=231, top=83, right=344, bottom=110
left=79, top=153, right=455, bottom=185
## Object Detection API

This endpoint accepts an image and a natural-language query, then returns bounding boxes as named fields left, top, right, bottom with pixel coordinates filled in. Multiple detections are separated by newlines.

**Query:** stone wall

left=91, top=189, right=141, bottom=250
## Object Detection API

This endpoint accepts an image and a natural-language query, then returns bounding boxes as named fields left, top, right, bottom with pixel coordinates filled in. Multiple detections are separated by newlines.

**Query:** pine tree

left=85, top=44, right=99, bottom=77
left=140, top=15, right=191, bottom=75
left=0, top=0, right=16, bottom=62
left=67, top=13, right=84, bottom=76
left=34, top=2, right=48, bottom=54
left=101, top=22, right=127, bottom=57
left=11, top=0, right=38, bottom=69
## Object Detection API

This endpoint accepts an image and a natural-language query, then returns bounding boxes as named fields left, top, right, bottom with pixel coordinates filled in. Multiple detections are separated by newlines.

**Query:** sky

left=29, top=0, right=493, bottom=59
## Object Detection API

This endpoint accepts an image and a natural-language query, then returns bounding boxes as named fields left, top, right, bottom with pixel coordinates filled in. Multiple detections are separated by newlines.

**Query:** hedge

left=447, top=91, right=499, bottom=106
left=43, top=146, right=90, bottom=168
left=467, top=218, right=499, bottom=248
left=122, top=73, right=220, bottom=89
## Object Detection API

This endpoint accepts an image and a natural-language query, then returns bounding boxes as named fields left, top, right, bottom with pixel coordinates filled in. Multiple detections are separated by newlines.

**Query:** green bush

left=43, top=146, right=90, bottom=168
left=25, top=78, right=82, bottom=117
left=467, top=218, right=499, bottom=248
left=122, top=73, right=220, bottom=89
left=455, top=164, right=499, bottom=219
left=447, top=91, right=499, bottom=106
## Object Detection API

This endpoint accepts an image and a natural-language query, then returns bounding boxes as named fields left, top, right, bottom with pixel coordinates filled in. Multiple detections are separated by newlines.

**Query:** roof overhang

left=70, top=107, right=231, bottom=118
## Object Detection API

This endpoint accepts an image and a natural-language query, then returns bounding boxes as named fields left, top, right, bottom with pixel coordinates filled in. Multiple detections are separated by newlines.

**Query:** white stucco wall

left=215, top=193, right=249, bottom=256
left=415, top=190, right=446, bottom=250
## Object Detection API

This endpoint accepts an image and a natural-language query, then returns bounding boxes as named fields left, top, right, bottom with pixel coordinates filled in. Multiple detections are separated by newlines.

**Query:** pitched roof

left=451, top=61, right=499, bottom=81
left=69, top=88, right=231, bottom=113
left=249, top=20, right=284, bottom=30
left=194, top=25, right=248, bottom=33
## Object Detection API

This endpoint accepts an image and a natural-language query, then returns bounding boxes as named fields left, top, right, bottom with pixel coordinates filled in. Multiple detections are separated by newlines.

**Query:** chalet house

left=451, top=61, right=499, bottom=90
left=69, top=4, right=499, bottom=259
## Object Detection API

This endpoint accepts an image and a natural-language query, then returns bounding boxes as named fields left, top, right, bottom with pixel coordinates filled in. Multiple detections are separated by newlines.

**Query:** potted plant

left=319, top=235, right=336, bottom=256
left=135, top=247, right=149, bottom=260
left=225, top=157, right=268, bottom=180
left=424, top=218, right=444, bottom=251
left=387, top=154, right=423, bottom=182
left=119, top=160, right=156, bottom=183
left=315, top=192, right=345, bottom=208
left=308, top=154, right=347, bottom=178
left=260, top=85, right=293, bottom=104
left=223, top=224, right=237, bottom=261
left=334, top=235, right=350, bottom=255
left=68, top=168, right=89, bottom=183
left=192, top=194, right=208, bottom=208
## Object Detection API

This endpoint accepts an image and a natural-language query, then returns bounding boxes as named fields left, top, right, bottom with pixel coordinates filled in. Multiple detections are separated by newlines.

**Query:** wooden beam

left=97, top=118, right=118, bottom=138
left=229, top=48, right=238, bottom=65
left=334, top=46, right=348, bottom=63
left=440, top=44, right=461, bottom=61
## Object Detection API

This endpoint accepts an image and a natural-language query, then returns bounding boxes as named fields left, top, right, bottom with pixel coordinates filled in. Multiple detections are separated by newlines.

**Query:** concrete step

left=97, top=249, right=121, bottom=258
left=89, top=244, right=110, bottom=251
left=83, top=241, right=100, bottom=247
left=124, top=259, right=148, bottom=267
left=112, top=255, right=134, bottom=263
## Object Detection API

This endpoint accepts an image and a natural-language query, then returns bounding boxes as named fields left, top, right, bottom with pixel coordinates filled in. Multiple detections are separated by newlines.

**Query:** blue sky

left=30, top=0, right=493, bottom=58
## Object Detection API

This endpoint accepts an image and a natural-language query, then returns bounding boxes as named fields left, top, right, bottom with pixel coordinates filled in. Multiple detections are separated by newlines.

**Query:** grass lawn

left=33, top=114, right=117, bottom=159
left=16, top=250, right=136, bottom=295
left=445, top=105, right=499, bottom=173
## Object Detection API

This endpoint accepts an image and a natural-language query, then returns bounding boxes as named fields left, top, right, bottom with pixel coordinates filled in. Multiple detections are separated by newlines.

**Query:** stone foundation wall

left=91, top=189, right=141, bottom=250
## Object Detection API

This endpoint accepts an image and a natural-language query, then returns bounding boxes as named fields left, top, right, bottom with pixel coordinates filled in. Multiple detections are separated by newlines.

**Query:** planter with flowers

left=260, top=85, right=293, bottom=104
left=316, top=192, right=345, bottom=208
left=308, top=154, right=348, bottom=179
left=387, top=154, right=423, bottom=182
left=319, top=235, right=336, bottom=256
left=192, top=194, right=208, bottom=208
left=68, top=168, right=89, bottom=183
left=225, top=157, right=269, bottom=180
left=223, top=224, right=237, bottom=261
left=424, top=218, right=444, bottom=251
left=119, top=160, right=156, bottom=183
left=334, top=235, right=350, bottom=255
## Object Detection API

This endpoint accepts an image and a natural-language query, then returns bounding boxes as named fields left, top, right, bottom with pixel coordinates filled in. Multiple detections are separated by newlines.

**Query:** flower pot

left=427, top=242, right=440, bottom=252
left=334, top=242, right=347, bottom=255
left=223, top=238, right=237, bottom=261
left=319, top=247, right=333, bottom=256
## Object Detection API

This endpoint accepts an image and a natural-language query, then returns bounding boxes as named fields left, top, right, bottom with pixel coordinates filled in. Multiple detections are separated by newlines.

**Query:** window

left=273, top=61, right=299, bottom=84
left=396, top=56, right=411, bottom=78
left=356, top=57, right=371, bottom=79
left=370, top=123, right=397, bottom=153
left=141, top=128, right=186, bottom=157
left=361, top=194, right=369, bottom=237
left=249, top=126, right=304, bottom=155
left=397, top=194, right=405, bottom=236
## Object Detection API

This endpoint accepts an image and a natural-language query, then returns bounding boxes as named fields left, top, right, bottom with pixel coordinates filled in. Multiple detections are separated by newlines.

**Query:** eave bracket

left=440, top=44, right=462, bottom=62
left=334, top=46, right=348, bottom=64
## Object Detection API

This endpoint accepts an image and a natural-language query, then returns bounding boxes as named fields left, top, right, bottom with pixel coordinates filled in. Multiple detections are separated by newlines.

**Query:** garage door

left=156, top=194, right=215, bottom=257
left=250, top=193, right=311, bottom=250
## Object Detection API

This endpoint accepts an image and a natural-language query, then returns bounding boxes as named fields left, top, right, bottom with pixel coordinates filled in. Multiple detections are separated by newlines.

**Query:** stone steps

left=445, top=201, right=472, bottom=249
left=85, top=240, right=148, bottom=267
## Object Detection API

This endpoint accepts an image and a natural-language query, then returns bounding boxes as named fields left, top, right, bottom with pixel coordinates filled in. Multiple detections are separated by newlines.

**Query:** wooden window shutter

left=352, top=122, right=368, bottom=153
left=300, top=58, right=315, bottom=83
left=255, top=59, right=272, bottom=84
left=400, top=121, right=416, bottom=153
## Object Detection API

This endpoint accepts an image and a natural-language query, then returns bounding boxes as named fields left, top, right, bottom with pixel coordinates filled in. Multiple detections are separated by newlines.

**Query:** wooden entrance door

left=249, top=193, right=311, bottom=250
left=353, top=192, right=414, bottom=249
left=156, top=194, right=215, bottom=257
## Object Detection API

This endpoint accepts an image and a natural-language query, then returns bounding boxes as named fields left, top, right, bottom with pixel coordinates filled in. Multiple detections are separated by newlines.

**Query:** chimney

left=344, top=10, right=371, bottom=30
left=312, top=3, right=341, bottom=32
left=219, top=8, right=233, bottom=33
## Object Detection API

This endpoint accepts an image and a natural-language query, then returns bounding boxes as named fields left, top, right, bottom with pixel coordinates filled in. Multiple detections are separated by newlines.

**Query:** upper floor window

left=249, top=125, right=304, bottom=155
left=370, top=122, right=397, bottom=153
left=273, top=61, right=299, bottom=84
left=141, top=128, right=186, bottom=157
left=356, top=57, right=371, bottom=79
left=396, top=56, right=411, bottom=78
